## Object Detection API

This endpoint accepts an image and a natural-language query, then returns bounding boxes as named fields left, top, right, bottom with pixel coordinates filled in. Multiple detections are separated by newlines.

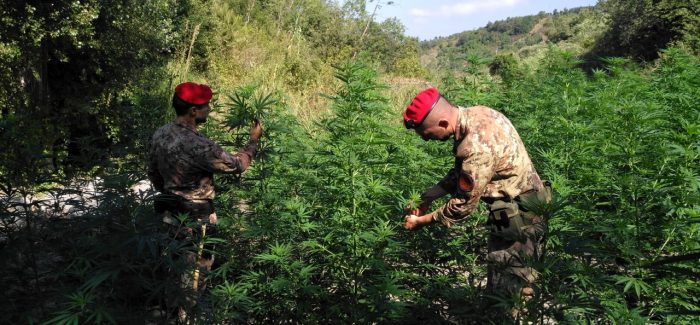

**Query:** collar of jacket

left=454, top=106, right=468, bottom=142
left=174, top=121, right=200, bottom=135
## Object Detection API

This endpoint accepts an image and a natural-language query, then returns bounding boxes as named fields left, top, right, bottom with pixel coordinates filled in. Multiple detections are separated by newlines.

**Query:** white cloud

left=409, top=8, right=431, bottom=17
left=410, top=0, right=524, bottom=18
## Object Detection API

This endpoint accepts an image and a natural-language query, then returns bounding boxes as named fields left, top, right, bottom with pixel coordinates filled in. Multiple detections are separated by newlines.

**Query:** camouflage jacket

left=431, top=106, right=544, bottom=226
left=147, top=122, right=257, bottom=201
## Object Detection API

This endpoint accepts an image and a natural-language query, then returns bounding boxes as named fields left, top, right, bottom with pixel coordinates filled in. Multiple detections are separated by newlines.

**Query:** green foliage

left=441, top=46, right=700, bottom=323
left=489, top=53, right=524, bottom=84
left=201, top=61, right=498, bottom=323
left=43, top=291, right=117, bottom=325
left=0, top=0, right=182, bottom=180
left=421, top=6, right=601, bottom=74
left=2, top=1, right=700, bottom=323
left=0, top=173, right=200, bottom=323
left=589, top=0, right=700, bottom=61
left=189, top=0, right=422, bottom=91
left=213, top=63, right=396, bottom=322
left=486, top=13, right=544, bottom=35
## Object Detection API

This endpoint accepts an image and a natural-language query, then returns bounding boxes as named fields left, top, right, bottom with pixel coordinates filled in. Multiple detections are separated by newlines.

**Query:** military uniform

left=426, top=105, right=551, bottom=296
left=148, top=121, right=257, bottom=217
left=147, top=121, right=257, bottom=316
left=147, top=120, right=257, bottom=265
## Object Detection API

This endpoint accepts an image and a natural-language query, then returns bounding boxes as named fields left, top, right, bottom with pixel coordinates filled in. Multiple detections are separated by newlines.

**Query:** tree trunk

left=359, top=1, right=379, bottom=44
left=354, top=0, right=381, bottom=58
left=276, top=0, right=296, bottom=37
left=25, top=37, right=50, bottom=116
left=245, top=0, right=256, bottom=26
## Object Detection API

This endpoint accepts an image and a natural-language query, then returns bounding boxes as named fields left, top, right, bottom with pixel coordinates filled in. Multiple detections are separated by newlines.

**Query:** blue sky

left=369, top=0, right=599, bottom=40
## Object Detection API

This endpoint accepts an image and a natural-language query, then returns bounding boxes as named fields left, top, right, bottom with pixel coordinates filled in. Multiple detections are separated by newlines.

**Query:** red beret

left=175, top=82, right=213, bottom=105
left=403, top=88, right=440, bottom=128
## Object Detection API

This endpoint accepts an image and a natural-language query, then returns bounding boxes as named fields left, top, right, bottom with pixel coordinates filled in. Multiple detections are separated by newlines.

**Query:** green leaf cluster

left=440, top=47, right=700, bottom=323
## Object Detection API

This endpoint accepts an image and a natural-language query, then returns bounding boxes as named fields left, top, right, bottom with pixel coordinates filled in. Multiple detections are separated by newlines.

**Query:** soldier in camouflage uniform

left=402, top=88, right=551, bottom=300
left=147, top=82, right=262, bottom=321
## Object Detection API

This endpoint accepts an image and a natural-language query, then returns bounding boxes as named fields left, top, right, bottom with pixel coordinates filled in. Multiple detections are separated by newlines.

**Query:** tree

left=0, top=0, right=183, bottom=178
left=589, top=0, right=700, bottom=61
left=489, top=53, right=523, bottom=84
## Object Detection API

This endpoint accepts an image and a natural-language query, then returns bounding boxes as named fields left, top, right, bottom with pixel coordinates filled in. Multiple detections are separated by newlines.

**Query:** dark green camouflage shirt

left=148, top=122, right=257, bottom=201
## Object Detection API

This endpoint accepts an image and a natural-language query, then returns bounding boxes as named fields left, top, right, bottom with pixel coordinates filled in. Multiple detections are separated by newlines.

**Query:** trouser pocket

left=487, top=200, right=526, bottom=242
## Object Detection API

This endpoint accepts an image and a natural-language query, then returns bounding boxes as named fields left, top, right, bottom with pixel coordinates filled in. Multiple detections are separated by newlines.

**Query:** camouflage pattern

left=427, top=105, right=549, bottom=297
left=432, top=105, right=544, bottom=225
left=147, top=122, right=257, bottom=202
left=486, top=186, right=552, bottom=296
left=148, top=121, right=256, bottom=317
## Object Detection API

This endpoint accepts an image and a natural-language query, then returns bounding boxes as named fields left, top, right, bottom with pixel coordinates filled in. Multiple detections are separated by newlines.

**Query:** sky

left=370, top=0, right=599, bottom=40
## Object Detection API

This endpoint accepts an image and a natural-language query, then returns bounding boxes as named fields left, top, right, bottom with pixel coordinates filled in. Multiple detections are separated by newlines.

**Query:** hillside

left=419, top=6, right=604, bottom=73
left=420, top=0, right=700, bottom=75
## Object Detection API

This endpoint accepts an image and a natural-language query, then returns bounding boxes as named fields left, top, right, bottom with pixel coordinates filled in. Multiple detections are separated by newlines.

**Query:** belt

left=154, top=194, right=214, bottom=217
left=482, top=180, right=552, bottom=206
left=481, top=189, right=538, bottom=206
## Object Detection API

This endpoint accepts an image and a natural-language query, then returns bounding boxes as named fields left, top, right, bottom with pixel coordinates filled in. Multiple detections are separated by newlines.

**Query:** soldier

left=147, top=82, right=262, bottom=321
left=402, top=88, right=551, bottom=304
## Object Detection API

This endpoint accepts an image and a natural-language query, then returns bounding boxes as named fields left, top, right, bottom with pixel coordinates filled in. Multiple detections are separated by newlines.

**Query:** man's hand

left=250, top=119, right=263, bottom=141
left=404, top=214, right=421, bottom=230
left=404, top=213, right=433, bottom=230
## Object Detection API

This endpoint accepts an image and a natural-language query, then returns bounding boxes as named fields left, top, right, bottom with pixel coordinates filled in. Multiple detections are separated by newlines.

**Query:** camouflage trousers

left=486, top=222, right=545, bottom=297
left=163, top=218, right=216, bottom=290
left=159, top=215, right=217, bottom=323
left=485, top=185, right=552, bottom=297
left=154, top=195, right=217, bottom=320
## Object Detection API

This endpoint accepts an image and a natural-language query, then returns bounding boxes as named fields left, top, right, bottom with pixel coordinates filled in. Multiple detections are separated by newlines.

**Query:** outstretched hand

left=250, top=119, right=263, bottom=141
left=404, top=213, right=433, bottom=230
left=404, top=214, right=422, bottom=230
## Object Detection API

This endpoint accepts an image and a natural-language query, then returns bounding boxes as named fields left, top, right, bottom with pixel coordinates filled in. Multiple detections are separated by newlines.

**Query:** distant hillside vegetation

left=421, top=0, right=700, bottom=74
left=419, top=6, right=603, bottom=73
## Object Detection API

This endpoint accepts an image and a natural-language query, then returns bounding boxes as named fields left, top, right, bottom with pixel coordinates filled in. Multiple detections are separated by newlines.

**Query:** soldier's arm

left=406, top=168, right=456, bottom=215
left=418, top=185, right=448, bottom=209
left=202, top=139, right=259, bottom=174
left=437, top=167, right=459, bottom=193
left=429, top=167, right=461, bottom=200
left=411, top=169, right=454, bottom=214
left=199, top=120, right=261, bottom=174
left=431, top=151, right=496, bottom=227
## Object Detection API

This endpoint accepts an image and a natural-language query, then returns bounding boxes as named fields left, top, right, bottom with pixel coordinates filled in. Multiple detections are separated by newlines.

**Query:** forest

left=1, top=0, right=699, bottom=323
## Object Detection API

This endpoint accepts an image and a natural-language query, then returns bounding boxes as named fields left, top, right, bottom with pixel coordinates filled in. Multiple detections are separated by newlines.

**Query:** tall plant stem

left=181, top=24, right=201, bottom=81
left=349, top=158, right=359, bottom=320
left=353, top=0, right=382, bottom=59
